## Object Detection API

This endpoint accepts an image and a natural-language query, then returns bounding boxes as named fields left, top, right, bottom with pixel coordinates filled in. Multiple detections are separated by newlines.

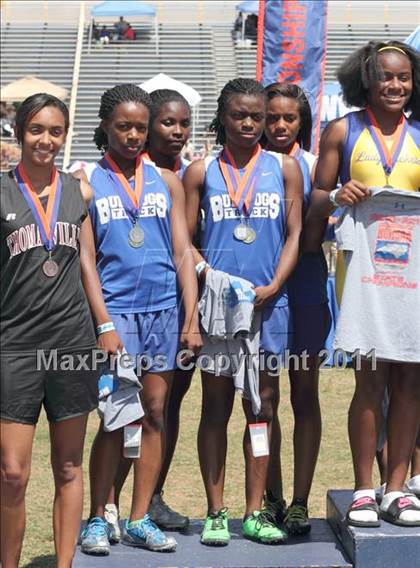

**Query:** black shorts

left=0, top=349, right=99, bottom=424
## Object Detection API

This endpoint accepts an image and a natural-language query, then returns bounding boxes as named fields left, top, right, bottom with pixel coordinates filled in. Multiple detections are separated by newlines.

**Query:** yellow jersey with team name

left=340, top=110, right=420, bottom=191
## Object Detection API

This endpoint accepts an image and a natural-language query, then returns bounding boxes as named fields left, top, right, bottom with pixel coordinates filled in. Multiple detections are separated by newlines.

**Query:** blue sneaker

left=80, top=517, right=110, bottom=555
left=123, top=514, right=177, bottom=552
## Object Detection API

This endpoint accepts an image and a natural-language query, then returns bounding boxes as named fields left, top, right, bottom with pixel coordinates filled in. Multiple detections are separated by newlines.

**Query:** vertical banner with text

left=257, top=0, right=328, bottom=152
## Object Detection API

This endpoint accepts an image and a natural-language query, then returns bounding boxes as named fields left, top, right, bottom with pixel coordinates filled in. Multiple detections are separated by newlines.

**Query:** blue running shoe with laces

left=80, top=517, right=110, bottom=555
left=123, top=514, right=177, bottom=552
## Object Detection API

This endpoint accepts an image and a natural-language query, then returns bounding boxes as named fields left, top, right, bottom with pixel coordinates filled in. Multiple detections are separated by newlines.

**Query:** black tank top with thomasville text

left=1, top=170, right=96, bottom=353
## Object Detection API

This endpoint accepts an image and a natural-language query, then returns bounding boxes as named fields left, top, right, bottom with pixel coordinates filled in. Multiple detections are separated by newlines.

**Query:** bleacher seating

left=235, top=24, right=415, bottom=81
left=0, top=23, right=78, bottom=167
left=71, top=23, right=219, bottom=163
left=0, top=20, right=416, bottom=169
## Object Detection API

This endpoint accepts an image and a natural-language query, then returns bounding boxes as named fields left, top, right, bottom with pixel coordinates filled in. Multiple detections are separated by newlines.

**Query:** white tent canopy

left=89, top=0, right=159, bottom=54
left=139, top=73, right=202, bottom=143
left=0, top=76, right=68, bottom=102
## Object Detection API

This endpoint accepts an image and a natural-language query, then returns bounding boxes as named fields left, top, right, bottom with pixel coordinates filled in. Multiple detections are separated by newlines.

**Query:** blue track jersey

left=201, top=150, right=288, bottom=307
left=89, top=160, right=177, bottom=313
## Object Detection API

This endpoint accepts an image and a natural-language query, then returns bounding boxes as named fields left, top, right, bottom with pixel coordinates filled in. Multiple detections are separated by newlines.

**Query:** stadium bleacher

left=71, top=23, right=219, bottom=163
left=0, top=5, right=416, bottom=168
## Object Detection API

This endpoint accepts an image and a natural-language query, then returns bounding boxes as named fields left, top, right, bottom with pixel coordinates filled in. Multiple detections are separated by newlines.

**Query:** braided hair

left=93, top=83, right=152, bottom=153
left=263, top=82, right=313, bottom=151
left=149, top=89, right=191, bottom=123
left=209, top=78, right=266, bottom=145
left=337, top=40, right=420, bottom=120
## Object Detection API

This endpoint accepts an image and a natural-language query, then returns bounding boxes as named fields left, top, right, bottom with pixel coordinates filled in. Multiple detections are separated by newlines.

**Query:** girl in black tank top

left=0, top=94, right=122, bottom=567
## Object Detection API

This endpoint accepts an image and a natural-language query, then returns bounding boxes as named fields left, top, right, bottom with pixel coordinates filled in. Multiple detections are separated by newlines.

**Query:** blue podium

left=327, top=490, right=420, bottom=568
left=74, top=517, right=351, bottom=568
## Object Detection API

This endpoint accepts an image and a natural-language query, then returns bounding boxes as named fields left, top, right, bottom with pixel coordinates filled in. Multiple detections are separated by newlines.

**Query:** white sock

left=349, top=489, right=378, bottom=523
left=406, top=474, right=420, bottom=493
left=381, top=491, right=420, bottom=523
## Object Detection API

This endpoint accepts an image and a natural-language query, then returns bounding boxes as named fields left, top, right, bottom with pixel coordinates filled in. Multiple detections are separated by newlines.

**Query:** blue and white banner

left=257, top=0, right=328, bottom=152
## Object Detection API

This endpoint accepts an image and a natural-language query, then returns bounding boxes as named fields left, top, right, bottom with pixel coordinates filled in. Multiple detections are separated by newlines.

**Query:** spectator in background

left=114, top=16, right=129, bottom=40
left=245, top=14, right=258, bottom=42
left=183, top=139, right=195, bottom=161
left=123, top=24, right=136, bottom=41
left=91, top=20, right=100, bottom=42
left=199, top=138, right=214, bottom=159
left=232, top=12, right=243, bottom=42
left=99, top=25, right=110, bottom=45
left=0, top=103, right=16, bottom=138
left=0, top=141, right=21, bottom=171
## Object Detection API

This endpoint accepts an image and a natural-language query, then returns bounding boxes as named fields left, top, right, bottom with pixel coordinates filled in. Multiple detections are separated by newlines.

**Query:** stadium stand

left=0, top=23, right=78, bottom=167
left=0, top=12, right=416, bottom=168
left=235, top=24, right=415, bottom=81
left=70, top=23, right=218, bottom=163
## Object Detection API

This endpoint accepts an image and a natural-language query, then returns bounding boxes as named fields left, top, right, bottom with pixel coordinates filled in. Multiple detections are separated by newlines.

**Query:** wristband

left=195, top=261, right=209, bottom=278
left=96, top=321, right=115, bottom=335
left=329, top=188, right=340, bottom=208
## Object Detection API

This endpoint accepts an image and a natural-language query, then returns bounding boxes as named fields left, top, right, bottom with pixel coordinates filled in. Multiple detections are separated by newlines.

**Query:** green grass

left=20, top=368, right=377, bottom=566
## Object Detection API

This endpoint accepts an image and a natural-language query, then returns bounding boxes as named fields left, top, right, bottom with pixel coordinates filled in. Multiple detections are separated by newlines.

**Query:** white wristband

left=96, top=321, right=115, bottom=335
left=329, top=188, right=340, bottom=207
left=195, top=261, right=209, bottom=278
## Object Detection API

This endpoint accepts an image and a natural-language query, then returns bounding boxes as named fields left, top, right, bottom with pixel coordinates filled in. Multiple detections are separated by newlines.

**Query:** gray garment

left=334, top=187, right=420, bottom=363
left=198, top=269, right=262, bottom=415
left=98, top=350, right=144, bottom=432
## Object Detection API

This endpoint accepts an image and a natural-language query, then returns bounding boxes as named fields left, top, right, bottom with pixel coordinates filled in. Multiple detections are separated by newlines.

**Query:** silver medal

left=42, top=258, right=59, bottom=277
left=234, top=223, right=248, bottom=241
left=128, top=224, right=144, bottom=248
left=243, top=226, right=256, bottom=244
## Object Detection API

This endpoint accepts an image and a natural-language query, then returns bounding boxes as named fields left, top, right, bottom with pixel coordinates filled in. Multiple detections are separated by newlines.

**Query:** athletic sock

left=381, top=491, right=420, bottom=522
left=291, top=497, right=307, bottom=508
left=348, top=489, right=377, bottom=523
left=406, top=474, right=420, bottom=493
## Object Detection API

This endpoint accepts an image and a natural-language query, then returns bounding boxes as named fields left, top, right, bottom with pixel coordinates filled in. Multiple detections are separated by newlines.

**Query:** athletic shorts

left=111, top=306, right=180, bottom=374
left=0, top=349, right=99, bottom=425
left=260, top=304, right=292, bottom=356
left=290, top=303, right=332, bottom=356
left=197, top=305, right=292, bottom=377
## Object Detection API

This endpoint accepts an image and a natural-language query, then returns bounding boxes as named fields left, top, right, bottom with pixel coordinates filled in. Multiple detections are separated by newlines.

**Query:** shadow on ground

left=23, top=554, right=56, bottom=568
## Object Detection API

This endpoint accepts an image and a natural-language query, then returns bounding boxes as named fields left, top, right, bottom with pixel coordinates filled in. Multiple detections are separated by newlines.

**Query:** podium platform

left=327, top=490, right=420, bottom=568
left=74, top=517, right=351, bottom=568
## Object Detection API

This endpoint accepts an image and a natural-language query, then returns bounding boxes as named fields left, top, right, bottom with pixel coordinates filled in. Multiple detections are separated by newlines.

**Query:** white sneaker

left=104, top=504, right=121, bottom=543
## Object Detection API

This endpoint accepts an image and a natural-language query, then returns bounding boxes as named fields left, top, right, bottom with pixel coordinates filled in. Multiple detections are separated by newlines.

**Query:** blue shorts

left=290, top=303, right=332, bottom=356
left=260, top=305, right=293, bottom=357
left=288, top=252, right=329, bottom=307
left=111, top=307, right=180, bottom=373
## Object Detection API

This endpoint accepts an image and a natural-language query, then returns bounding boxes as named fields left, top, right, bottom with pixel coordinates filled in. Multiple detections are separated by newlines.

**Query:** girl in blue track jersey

left=76, top=84, right=201, bottom=555
left=106, top=89, right=195, bottom=533
left=183, top=78, right=303, bottom=546
left=262, top=82, right=332, bottom=535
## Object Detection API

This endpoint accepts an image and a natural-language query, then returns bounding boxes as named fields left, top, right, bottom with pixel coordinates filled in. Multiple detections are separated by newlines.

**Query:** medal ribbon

left=103, top=152, right=144, bottom=217
left=365, top=108, right=407, bottom=179
left=289, top=142, right=300, bottom=157
left=219, top=144, right=263, bottom=214
left=15, top=163, right=61, bottom=252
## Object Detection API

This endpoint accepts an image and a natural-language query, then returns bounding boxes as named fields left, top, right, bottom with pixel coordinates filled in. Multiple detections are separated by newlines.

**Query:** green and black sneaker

left=264, top=492, right=287, bottom=527
left=284, top=501, right=311, bottom=535
left=200, top=508, right=230, bottom=546
left=242, top=510, right=287, bottom=544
